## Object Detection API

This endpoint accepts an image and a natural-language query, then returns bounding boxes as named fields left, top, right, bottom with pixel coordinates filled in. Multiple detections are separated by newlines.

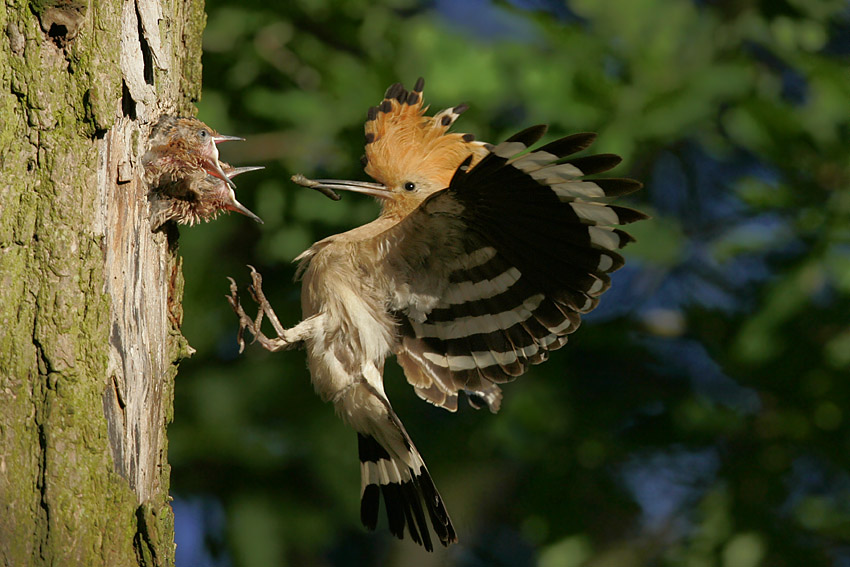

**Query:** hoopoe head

left=296, top=78, right=490, bottom=220
left=144, top=116, right=244, bottom=190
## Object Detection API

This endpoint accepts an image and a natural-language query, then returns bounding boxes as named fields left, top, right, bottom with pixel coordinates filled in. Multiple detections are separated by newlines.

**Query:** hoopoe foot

left=226, top=266, right=297, bottom=353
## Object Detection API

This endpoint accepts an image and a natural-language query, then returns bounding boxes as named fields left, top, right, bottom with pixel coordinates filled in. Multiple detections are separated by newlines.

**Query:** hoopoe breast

left=295, top=234, right=457, bottom=551
left=299, top=239, right=397, bottom=403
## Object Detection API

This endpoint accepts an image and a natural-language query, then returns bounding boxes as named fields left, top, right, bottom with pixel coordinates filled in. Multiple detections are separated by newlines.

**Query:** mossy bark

left=0, top=1, right=205, bottom=565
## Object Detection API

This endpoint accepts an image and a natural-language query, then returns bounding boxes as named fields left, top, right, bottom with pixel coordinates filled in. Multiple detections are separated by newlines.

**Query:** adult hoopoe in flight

left=228, top=78, right=646, bottom=551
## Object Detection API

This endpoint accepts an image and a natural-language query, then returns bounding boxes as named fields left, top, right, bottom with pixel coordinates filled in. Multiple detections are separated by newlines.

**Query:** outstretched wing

left=384, top=125, right=645, bottom=412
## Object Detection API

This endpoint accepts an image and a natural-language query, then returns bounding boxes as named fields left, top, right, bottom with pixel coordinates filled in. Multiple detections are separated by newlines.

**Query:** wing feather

left=383, top=128, right=644, bottom=412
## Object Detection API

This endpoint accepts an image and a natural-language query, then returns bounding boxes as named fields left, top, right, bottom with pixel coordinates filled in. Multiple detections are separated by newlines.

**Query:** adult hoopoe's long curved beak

left=291, top=174, right=389, bottom=201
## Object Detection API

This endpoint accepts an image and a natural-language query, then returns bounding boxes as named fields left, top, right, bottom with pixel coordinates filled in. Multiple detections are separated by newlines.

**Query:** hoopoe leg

left=227, top=265, right=320, bottom=353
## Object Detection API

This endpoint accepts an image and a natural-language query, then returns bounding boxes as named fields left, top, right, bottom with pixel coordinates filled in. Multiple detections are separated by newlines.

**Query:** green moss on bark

left=180, top=0, right=207, bottom=109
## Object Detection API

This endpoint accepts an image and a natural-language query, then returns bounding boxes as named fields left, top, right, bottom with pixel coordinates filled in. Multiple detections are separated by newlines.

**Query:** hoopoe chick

left=143, top=116, right=263, bottom=228
left=230, top=78, right=646, bottom=551
left=149, top=163, right=264, bottom=229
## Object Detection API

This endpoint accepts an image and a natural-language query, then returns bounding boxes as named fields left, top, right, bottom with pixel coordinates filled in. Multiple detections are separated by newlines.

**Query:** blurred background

left=169, top=0, right=850, bottom=565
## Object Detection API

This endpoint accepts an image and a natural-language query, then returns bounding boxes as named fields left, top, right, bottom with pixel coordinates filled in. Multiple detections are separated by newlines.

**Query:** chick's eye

left=403, top=182, right=416, bottom=192
left=198, top=129, right=209, bottom=140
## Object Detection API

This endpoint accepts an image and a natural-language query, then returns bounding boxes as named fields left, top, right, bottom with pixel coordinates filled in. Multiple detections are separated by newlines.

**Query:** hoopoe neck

left=334, top=214, right=404, bottom=245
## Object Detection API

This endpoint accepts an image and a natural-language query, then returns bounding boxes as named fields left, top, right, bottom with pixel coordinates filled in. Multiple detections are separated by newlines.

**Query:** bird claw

left=226, top=277, right=251, bottom=353
left=227, top=268, right=299, bottom=353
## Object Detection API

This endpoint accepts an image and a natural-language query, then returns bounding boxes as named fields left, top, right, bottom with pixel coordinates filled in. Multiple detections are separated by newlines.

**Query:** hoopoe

left=229, top=78, right=646, bottom=551
left=144, top=116, right=263, bottom=228
left=149, top=163, right=264, bottom=229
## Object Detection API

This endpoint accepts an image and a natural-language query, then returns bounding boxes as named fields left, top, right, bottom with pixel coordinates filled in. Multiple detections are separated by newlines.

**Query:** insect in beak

left=291, top=174, right=391, bottom=201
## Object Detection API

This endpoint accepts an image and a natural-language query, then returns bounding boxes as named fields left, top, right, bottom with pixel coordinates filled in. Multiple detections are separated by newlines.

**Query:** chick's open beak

left=213, top=134, right=244, bottom=143
left=204, top=133, right=244, bottom=190
left=224, top=166, right=265, bottom=224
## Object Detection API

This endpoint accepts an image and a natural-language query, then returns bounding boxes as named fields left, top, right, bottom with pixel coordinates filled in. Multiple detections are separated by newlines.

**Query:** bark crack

left=122, top=81, right=138, bottom=120
left=32, top=339, right=51, bottom=563
left=133, top=501, right=165, bottom=567
left=135, top=1, right=155, bottom=86
left=36, top=422, right=49, bottom=563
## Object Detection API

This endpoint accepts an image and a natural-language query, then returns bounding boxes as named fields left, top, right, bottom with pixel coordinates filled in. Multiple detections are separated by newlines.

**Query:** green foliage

left=171, top=0, right=850, bottom=565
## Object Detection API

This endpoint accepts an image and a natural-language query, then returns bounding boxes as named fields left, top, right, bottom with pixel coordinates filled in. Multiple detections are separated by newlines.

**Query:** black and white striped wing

left=390, top=126, right=645, bottom=413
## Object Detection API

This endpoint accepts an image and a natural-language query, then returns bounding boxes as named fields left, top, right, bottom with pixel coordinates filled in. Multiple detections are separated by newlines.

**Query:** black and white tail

left=357, top=421, right=455, bottom=551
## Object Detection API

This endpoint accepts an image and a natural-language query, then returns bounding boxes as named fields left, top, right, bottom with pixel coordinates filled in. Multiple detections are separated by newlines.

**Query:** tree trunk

left=0, top=1, right=205, bottom=565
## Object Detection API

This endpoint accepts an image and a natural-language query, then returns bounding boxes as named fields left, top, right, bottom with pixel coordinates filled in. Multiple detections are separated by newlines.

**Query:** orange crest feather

left=363, top=79, right=489, bottom=189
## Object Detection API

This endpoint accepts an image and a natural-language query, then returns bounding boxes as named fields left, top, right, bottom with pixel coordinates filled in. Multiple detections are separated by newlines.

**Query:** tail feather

left=360, top=483, right=380, bottom=530
left=401, top=480, right=430, bottom=545
left=416, top=464, right=455, bottom=544
left=358, top=432, right=456, bottom=551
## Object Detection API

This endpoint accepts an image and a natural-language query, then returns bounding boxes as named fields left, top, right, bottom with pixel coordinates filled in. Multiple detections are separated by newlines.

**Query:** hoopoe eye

left=403, top=182, right=416, bottom=192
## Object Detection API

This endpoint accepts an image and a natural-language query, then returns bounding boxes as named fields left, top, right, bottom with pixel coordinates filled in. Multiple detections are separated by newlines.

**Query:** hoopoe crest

left=362, top=78, right=490, bottom=218
left=230, top=78, right=646, bottom=551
